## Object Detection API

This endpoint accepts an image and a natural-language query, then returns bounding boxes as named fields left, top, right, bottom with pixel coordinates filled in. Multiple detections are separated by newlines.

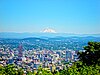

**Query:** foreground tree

left=58, top=42, right=100, bottom=75
left=0, top=64, right=24, bottom=75
left=35, top=66, right=52, bottom=75
left=78, top=42, right=100, bottom=65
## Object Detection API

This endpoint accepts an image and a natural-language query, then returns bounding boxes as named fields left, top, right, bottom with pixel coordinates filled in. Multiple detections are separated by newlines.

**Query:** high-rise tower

left=18, top=44, right=23, bottom=57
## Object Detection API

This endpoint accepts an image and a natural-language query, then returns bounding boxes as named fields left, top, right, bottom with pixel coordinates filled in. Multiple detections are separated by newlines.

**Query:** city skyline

left=0, top=0, right=100, bottom=34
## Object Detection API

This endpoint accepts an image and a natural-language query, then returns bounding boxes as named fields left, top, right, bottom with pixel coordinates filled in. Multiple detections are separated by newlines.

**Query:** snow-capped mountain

left=41, top=28, right=56, bottom=33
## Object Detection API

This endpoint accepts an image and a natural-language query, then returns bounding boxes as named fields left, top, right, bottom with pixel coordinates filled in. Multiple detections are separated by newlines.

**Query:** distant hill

left=22, top=37, right=47, bottom=41
left=0, top=34, right=100, bottom=50
left=0, top=32, right=100, bottom=38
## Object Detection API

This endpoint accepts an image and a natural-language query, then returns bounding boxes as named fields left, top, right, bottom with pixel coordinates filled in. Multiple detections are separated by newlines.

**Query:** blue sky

left=0, top=0, right=100, bottom=34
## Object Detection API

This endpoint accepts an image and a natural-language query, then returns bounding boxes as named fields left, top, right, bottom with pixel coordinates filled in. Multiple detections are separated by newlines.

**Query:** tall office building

left=65, top=50, right=72, bottom=62
left=18, top=44, right=23, bottom=57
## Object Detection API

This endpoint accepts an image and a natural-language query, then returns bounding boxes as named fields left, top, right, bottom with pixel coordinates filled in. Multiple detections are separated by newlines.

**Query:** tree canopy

left=78, top=42, right=100, bottom=65
left=0, top=64, right=24, bottom=75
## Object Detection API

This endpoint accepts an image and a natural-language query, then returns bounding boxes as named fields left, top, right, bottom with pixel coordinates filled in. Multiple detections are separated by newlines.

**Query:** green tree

left=0, top=64, right=24, bottom=75
left=35, top=66, right=53, bottom=75
left=57, top=42, right=100, bottom=75
left=78, top=42, right=100, bottom=65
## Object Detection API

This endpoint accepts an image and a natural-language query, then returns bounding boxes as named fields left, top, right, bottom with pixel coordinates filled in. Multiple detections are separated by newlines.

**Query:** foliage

left=78, top=42, right=100, bottom=65
left=58, top=42, right=100, bottom=75
left=59, top=61, right=100, bottom=75
left=0, top=64, right=24, bottom=75
left=35, top=66, right=52, bottom=75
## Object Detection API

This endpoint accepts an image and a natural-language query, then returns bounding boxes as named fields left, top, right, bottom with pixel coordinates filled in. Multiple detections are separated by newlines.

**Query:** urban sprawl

left=0, top=37, right=99, bottom=73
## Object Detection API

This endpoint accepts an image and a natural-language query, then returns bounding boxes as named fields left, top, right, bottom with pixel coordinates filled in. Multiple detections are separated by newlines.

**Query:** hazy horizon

left=0, top=32, right=100, bottom=34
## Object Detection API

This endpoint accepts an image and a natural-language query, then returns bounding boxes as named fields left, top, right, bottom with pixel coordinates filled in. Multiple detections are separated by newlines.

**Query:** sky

left=0, top=0, right=100, bottom=34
